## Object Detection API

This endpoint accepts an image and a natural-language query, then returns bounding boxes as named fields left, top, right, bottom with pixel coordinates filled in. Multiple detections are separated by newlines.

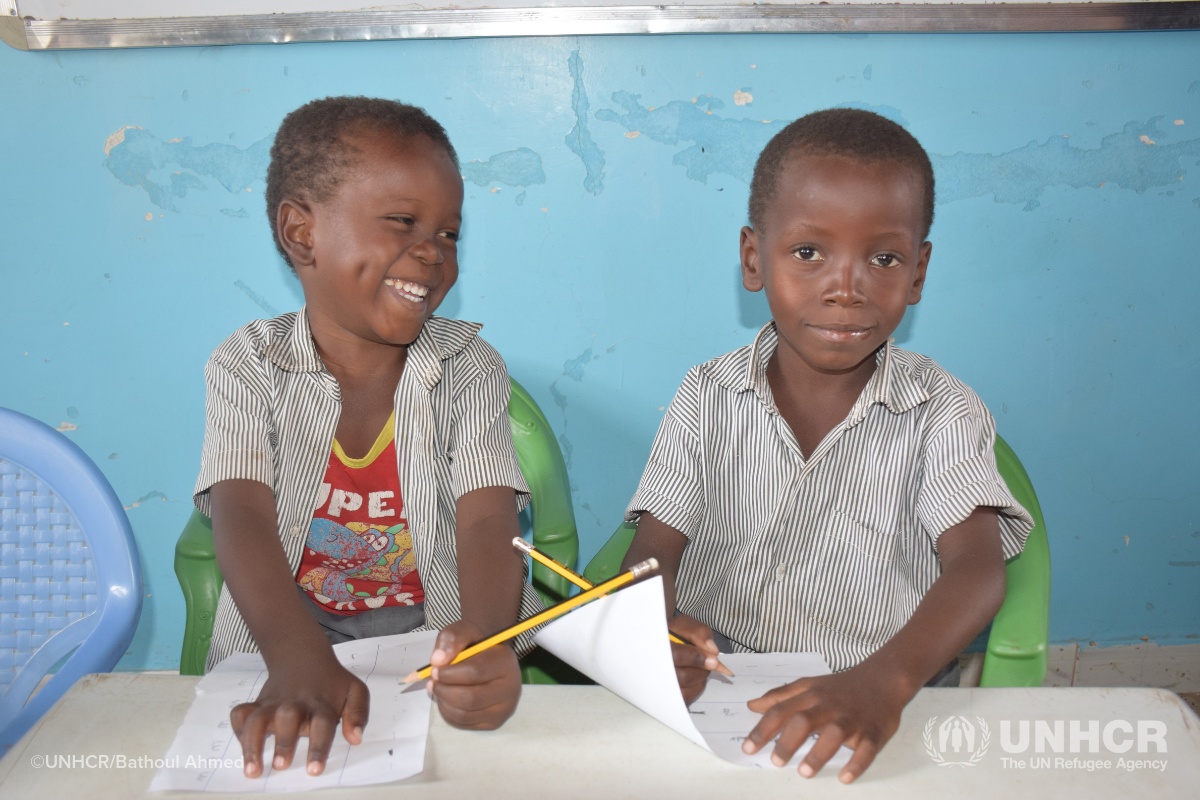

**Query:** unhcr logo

left=923, top=716, right=991, bottom=767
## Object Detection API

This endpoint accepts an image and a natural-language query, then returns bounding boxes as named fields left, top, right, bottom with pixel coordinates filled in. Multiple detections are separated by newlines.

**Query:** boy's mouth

left=383, top=278, right=431, bottom=306
left=808, top=323, right=873, bottom=343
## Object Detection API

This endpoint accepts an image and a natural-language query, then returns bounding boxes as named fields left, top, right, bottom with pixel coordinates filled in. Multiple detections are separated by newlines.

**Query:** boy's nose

left=823, top=260, right=867, bottom=307
left=410, top=236, right=445, bottom=266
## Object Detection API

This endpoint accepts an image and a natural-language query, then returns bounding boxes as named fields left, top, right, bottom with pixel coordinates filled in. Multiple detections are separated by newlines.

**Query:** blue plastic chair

left=0, top=408, right=143, bottom=752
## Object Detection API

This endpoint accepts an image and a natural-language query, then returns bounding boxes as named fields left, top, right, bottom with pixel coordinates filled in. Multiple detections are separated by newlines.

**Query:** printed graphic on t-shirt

left=296, top=413, right=424, bottom=615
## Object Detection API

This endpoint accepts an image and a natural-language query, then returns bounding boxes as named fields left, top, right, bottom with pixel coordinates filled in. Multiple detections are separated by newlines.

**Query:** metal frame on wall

left=2, top=2, right=1198, bottom=50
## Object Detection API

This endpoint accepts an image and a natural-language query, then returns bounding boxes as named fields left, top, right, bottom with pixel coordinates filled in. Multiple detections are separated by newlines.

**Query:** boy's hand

left=230, top=653, right=369, bottom=778
left=742, top=662, right=910, bottom=784
left=668, top=613, right=723, bottom=705
left=427, top=620, right=521, bottom=730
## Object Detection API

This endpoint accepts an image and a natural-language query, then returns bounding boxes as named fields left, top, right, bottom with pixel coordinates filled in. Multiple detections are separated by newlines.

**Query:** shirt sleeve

left=193, top=357, right=276, bottom=517
left=624, top=371, right=706, bottom=538
left=917, top=404, right=1035, bottom=560
left=449, top=360, right=531, bottom=512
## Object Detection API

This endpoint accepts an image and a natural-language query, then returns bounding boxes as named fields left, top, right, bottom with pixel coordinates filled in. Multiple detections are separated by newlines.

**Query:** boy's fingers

left=434, top=643, right=517, bottom=686
left=672, top=641, right=718, bottom=671
left=743, top=700, right=804, bottom=755
left=668, top=615, right=718, bottom=653
left=838, top=738, right=880, bottom=784
left=237, top=705, right=274, bottom=778
left=342, top=679, right=370, bottom=745
left=303, top=711, right=338, bottom=776
left=230, top=702, right=258, bottom=735
left=431, top=622, right=477, bottom=666
left=432, top=681, right=505, bottom=716
left=437, top=699, right=509, bottom=730
left=748, top=678, right=813, bottom=712
left=269, top=704, right=305, bottom=770
left=432, top=648, right=497, bottom=685
left=797, top=723, right=847, bottom=777
left=770, top=714, right=818, bottom=766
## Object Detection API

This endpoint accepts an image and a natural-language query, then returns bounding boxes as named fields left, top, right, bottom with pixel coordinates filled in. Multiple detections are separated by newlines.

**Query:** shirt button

left=290, top=525, right=300, bottom=536
left=775, top=564, right=786, bottom=581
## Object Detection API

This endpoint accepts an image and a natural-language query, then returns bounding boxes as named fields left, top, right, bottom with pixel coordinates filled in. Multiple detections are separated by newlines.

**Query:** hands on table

left=740, top=663, right=910, bottom=784
left=669, top=611, right=908, bottom=784
left=230, top=652, right=369, bottom=778
left=668, top=612, right=726, bottom=706
left=211, top=481, right=528, bottom=778
left=230, top=621, right=521, bottom=778
left=626, top=507, right=1008, bottom=785
left=425, top=620, right=522, bottom=730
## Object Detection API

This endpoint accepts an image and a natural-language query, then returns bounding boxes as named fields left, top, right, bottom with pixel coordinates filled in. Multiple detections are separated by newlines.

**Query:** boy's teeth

left=383, top=279, right=430, bottom=300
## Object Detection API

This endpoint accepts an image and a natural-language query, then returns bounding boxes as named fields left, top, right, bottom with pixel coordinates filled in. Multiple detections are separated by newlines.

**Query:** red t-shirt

left=296, top=412, right=424, bottom=615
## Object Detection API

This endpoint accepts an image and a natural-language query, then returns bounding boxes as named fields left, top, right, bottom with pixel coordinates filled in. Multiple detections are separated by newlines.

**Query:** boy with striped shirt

left=621, top=109, right=1034, bottom=784
left=194, top=98, right=539, bottom=779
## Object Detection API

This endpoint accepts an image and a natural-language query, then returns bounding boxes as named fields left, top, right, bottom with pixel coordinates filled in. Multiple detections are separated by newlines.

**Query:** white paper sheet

left=534, top=577, right=852, bottom=770
left=150, top=630, right=437, bottom=793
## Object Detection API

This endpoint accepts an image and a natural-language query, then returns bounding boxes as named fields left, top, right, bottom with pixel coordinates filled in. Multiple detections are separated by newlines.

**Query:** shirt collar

left=406, top=315, right=484, bottom=391
left=739, top=320, right=930, bottom=423
left=263, top=306, right=483, bottom=391
left=264, top=307, right=324, bottom=373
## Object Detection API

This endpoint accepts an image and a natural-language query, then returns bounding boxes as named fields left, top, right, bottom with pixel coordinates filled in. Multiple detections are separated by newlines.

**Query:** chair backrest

left=507, top=379, right=578, bottom=604
left=980, top=435, right=1052, bottom=687
left=0, top=408, right=143, bottom=751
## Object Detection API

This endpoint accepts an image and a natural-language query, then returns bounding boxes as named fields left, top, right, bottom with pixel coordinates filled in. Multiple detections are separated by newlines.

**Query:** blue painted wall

left=1, top=32, right=1197, bottom=670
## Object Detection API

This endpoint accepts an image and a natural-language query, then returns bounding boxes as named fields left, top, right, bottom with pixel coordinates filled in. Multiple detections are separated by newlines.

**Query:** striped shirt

left=194, top=308, right=542, bottom=671
left=625, top=322, right=1034, bottom=672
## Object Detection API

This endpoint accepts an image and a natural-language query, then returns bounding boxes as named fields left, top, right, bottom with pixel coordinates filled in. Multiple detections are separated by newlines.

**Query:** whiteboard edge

left=7, top=2, right=1200, bottom=50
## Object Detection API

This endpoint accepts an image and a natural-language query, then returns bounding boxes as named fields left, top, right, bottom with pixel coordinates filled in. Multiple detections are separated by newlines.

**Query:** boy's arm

left=209, top=479, right=369, bottom=778
left=425, top=485, right=524, bottom=729
left=742, top=506, right=1006, bottom=784
left=622, top=512, right=725, bottom=705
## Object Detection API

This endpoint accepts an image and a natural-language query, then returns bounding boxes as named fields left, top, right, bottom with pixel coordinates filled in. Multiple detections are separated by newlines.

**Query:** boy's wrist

left=854, top=652, right=924, bottom=706
left=256, top=614, right=337, bottom=666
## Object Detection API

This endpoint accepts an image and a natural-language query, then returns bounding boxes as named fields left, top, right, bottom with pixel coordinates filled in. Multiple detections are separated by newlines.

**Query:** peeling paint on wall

left=123, top=489, right=173, bottom=510
left=233, top=280, right=279, bottom=317
left=933, top=118, right=1200, bottom=211
left=462, top=147, right=546, bottom=188
left=565, top=49, right=606, bottom=195
left=103, top=125, right=141, bottom=156
left=103, top=128, right=270, bottom=211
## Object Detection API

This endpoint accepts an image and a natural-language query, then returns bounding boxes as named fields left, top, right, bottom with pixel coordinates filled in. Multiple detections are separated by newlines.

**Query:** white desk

left=1, top=675, right=1197, bottom=798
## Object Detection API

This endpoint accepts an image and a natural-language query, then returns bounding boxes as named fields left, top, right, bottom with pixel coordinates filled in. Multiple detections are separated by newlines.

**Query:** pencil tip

left=401, top=671, right=419, bottom=684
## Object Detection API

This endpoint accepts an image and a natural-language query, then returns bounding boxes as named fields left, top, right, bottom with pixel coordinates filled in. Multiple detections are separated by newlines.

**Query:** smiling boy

left=195, top=98, right=540, bottom=778
left=621, top=108, right=1034, bottom=783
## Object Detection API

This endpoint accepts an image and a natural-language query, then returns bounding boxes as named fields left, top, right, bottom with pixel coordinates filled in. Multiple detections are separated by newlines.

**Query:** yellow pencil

left=402, top=558, right=660, bottom=684
left=512, top=537, right=734, bottom=678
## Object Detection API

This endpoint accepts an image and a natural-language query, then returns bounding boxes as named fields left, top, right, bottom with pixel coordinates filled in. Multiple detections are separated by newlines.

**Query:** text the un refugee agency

left=923, top=716, right=1168, bottom=772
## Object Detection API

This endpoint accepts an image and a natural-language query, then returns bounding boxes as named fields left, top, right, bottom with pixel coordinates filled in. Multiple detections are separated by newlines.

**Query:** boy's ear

left=908, top=241, right=932, bottom=305
left=277, top=199, right=317, bottom=269
left=740, top=226, right=765, bottom=292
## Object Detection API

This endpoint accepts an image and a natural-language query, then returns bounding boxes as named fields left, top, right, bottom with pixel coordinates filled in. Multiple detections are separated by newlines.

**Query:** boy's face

left=281, top=129, right=464, bottom=348
left=740, top=153, right=930, bottom=375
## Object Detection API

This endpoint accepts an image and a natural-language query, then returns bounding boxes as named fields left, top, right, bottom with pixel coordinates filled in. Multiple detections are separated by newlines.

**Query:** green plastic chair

left=174, top=378, right=580, bottom=683
left=582, top=434, right=1051, bottom=688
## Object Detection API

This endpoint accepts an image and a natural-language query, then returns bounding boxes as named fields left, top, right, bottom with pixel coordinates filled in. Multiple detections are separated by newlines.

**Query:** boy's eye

left=388, top=216, right=414, bottom=226
left=870, top=253, right=901, bottom=268
left=438, top=230, right=460, bottom=242
left=792, top=246, right=822, bottom=262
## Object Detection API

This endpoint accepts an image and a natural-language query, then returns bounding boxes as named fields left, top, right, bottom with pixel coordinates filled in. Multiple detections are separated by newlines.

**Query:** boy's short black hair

left=749, top=108, right=935, bottom=239
left=266, top=96, right=459, bottom=268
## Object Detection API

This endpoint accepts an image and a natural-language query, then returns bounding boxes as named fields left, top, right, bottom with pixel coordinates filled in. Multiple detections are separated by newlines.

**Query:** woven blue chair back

left=0, top=408, right=142, bottom=752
